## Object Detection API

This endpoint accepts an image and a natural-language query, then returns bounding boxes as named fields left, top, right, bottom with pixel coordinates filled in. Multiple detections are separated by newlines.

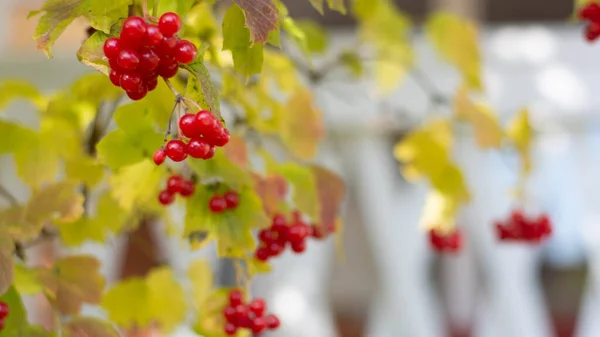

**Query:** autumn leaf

left=62, top=317, right=119, bottom=337
left=36, top=255, right=105, bottom=315
left=188, top=150, right=253, bottom=191
left=252, top=173, right=288, bottom=215
left=272, top=163, right=320, bottom=220
left=188, top=259, right=213, bottom=310
left=223, top=4, right=265, bottom=77
left=281, top=90, right=325, bottom=160
left=0, top=238, right=14, bottom=296
left=223, top=135, right=249, bottom=168
left=77, top=31, right=110, bottom=75
left=426, top=12, right=482, bottom=91
left=507, top=108, right=533, bottom=176
left=194, top=289, right=250, bottom=337
left=14, top=264, right=44, bottom=295
left=453, top=87, right=503, bottom=149
left=0, top=81, right=46, bottom=111
left=108, top=159, right=164, bottom=212
left=312, top=165, right=345, bottom=228
left=232, top=0, right=278, bottom=44
left=25, top=181, right=84, bottom=224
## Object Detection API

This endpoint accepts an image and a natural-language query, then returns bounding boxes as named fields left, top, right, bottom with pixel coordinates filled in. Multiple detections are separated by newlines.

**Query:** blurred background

left=1, top=0, right=599, bottom=336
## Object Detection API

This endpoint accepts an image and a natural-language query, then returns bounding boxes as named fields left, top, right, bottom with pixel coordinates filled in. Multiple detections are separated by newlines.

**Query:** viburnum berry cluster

left=209, top=190, right=240, bottom=213
left=0, top=301, right=9, bottom=330
left=223, top=289, right=280, bottom=336
left=495, top=210, right=552, bottom=243
left=578, top=2, right=600, bottom=42
left=429, top=229, right=462, bottom=253
left=153, top=110, right=230, bottom=165
left=103, top=12, right=197, bottom=100
left=158, top=175, right=195, bottom=205
left=254, top=212, right=335, bottom=262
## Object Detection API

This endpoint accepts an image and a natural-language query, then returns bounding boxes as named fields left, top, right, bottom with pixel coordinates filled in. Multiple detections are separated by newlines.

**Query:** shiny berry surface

left=165, top=140, right=188, bottom=162
left=158, top=12, right=182, bottom=37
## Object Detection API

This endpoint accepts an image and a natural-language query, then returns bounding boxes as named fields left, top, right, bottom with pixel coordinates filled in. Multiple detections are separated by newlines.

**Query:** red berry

left=195, top=110, right=221, bottom=138
left=0, top=302, right=8, bottom=320
left=109, top=57, right=121, bottom=71
left=167, top=175, right=185, bottom=194
left=255, top=247, right=270, bottom=261
left=586, top=22, right=600, bottom=42
left=158, top=12, right=182, bottom=37
left=311, top=224, right=328, bottom=239
left=203, top=146, right=216, bottom=160
left=109, top=69, right=121, bottom=87
left=272, top=221, right=289, bottom=242
left=252, top=317, right=267, bottom=334
left=229, top=290, right=244, bottom=307
left=158, top=190, right=175, bottom=205
left=179, top=113, right=200, bottom=138
left=187, top=138, right=211, bottom=158
left=224, top=322, right=237, bottom=335
left=144, top=24, right=164, bottom=47
left=103, top=37, right=121, bottom=59
left=120, top=72, right=142, bottom=92
left=288, top=224, right=309, bottom=243
left=157, top=36, right=179, bottom=56
left=175, top=40, right=197, bottom=64
left=213, top=128, right=231, bottom=147
left=209, top=195, right=227, bottom=213
left=224, top=306, right=237, bottom=322
left=120, top=16, right=147, bottom=46
left=259, top=229, right=278, bottom=244
left=267, top=242, right=284, bottom=256
left=272, top=214, right=287, bottom=227
left=139, top=48, right=160, bottom=72
left=579, top=3, right=600, bottom=21
left=126, top=85, right=148, bottom=101
left=180, top=180, right=195, bottom=197
left=291, top=239, right=307, bottom=253
left=118, top=49, right=140, bottom=70
left=153, top=149, right=166, bottom=165
left=224, top=191, right=240, bottom=209
left=249, top=298, right=266, bottom=317
left=146, top=77, right=158, bottom=91
left=265, top=314, right=280, bottom=329
left=165, top=139, right=188, bottom=162
left=157, top=59, right=179, bottom=78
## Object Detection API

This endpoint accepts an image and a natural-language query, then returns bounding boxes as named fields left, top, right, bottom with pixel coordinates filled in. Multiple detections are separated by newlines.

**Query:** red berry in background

left=179, top=113, right=200, bottom=138
left=249, top=298, right=266, bottom=317
left=272, top=214, right=287, bottom=227
left=224, top=306, right=237, bottom=322
left=144, top=24, right=164, bottom=47
left=159, top=12, right=182, bottom=37
left=120, top=16, right=147, bottom=45
left=579, top=2, right=600, bottom=21
left=259, top=229, right=278, bottom=245
left=0, top=302, right=9, bottom=320
left=165, top=139, right=188, bottom=162
left=291, top=239, right=307, bottom=253
left=209, top=196, right=227, bottom=213
left=229, top=289, right=244, bottom=307
left=288, top=224, right=308, bottom=243
left=187, top=138, right=211, bottom=158
left=180, top=180, right=195, bottom=197
left=224, top=191, right=240, bottom=209
left=175, top=40, right=197, bottom=64
left=267, top=242, right=284, bottom=256
left=120, top=72, right=142, bottom=92
left=224, top=322, right=237, bottom=336
left=311, top=224, right=328, bottom=239
left=153, top=149, right=166, bottom=165
left=139, top=48, right=160, bottom=72
left=203, top=146, right=216, bottom=160
left=117, top=49, right=140, bottom=70
left=146, top=77, right=158, bottom=91
left=255, top=247, right=270, bottom=261
left=251, top=317, right=267, bottom=334
left=157, top=36, right=179, bottom=56
left=109, top=69, right=121, bottom=87
left=586, top=22, right=600, bottom=42
left=126, top=85, right=148, bottom=101
left=158, top=190, right=175, bottom=205
left=213, top=128, right=231, bottom=147
left=103, top=37, right=121, bottom=59
left=265, top=314, right=280, bottom=329
left=166, top=175, right=185, bottom=194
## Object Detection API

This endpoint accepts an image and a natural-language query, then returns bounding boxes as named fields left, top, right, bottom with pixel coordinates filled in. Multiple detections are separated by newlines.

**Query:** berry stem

left=152, top=0, right=159, bottom=17
left=163, top=78, right=181, bottom=98
left=163, top=99, right=180, bottom=146
left=0, top=185, right=17, bottom=206
left=141, top=0, right=149, bottom=20
left=177, top=99, right=183, bottom=138
left=180, top=95, right=203, bottom=111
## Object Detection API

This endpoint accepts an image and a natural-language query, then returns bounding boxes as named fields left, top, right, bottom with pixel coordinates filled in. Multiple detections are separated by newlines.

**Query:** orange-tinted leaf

left=62, top=317, right=119, bottom=337
left=252, top=173, right=288, bottom=215
left=233, top=0, right=279, bottom=44
left=311, top=165, right=345, bottom=228
left=223, top=135, right=248, bottom=169
left=282, top=90, right=325, bottom=160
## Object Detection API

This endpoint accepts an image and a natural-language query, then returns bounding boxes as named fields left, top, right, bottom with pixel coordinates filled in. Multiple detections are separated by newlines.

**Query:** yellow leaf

left=312, top=165, right=345, bottom=228
left=146, top=268, right=187, bottom=332
left=420, top=190, right=460, bottom=231
left=188, top=149, right=253, bottom=191
left=65, top=155, right=104, bottom=187
left=426, top=12, right=482, bottom=91
left=262, top=50, right=301, bottom=93
left=14, top=264, right=43, bottom=295
left=25, top=181, right=84, bottom=224
left=194, top=289, right=251, bottom=337
left=62, top=317, right=119, bottom=337
left=0, top=80, right=47, bottom=111
left=507, top=108, right=533, bottom=175
left=189, top=259, right=213, bottom=310
left=0, top=237, right=13, bottom=296
left=252, top=173, right=288, bottom=216
left=272, top=163, right=320, bottom=220
left=281, top=90, right=325, bottom=160
left=453, top=88, right=503, bottom=148
left=102, top=278, right=151, bottom=328
left=109, top=159, right=164, bottom=212
left=295, top=20, right=329, bottom=54
left=37, top=255, right=105, bottom=315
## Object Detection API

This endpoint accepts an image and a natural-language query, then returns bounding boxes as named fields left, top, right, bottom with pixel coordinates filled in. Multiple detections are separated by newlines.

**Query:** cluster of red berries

left=254, top=212, right=335, bottom=262
left=495, top=210, right=552, bottom=243
left=0, top=302, right=9, bottom=329
left=209, top=190, right=240, bottom=213
left=223, top=289, right=280, bottom=336
left=103, top=12, right=197, bottom=100
left=579, top=2, right=600, bottom=42
left=153, top=110, right=230, bottom=165
left=429, top=229, right=462, bottom=253
left=158, top=175, right=195, bottom=205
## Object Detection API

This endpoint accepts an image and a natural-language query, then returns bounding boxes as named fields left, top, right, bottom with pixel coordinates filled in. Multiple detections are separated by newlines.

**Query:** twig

left=180, top=96, right=203, bottom=111
left=153, top=0, right=159, bottom=17
left=164, top=78, right=182, bottom=98
left=162, top=99, right=181, bottom=145
left=141, top=0, right=149, bottom=20
left=0, top=185, right=17, bottom=206
left=409, top=67, right=449, bottom=106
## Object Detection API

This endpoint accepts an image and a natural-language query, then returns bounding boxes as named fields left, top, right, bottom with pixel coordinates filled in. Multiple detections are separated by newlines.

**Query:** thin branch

left=162, top=99, right=180, bottom=145
left=152, top=0, right=159, bottom=17
left=0, top=185, right=17, bottom=206
left=141, top=0, right=149, bottom=20
left=164, top=78, right=182, bottom=98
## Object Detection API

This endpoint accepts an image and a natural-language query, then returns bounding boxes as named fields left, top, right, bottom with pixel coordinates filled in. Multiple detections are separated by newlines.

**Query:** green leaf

left=0, top=81, right=46, bottom=111
left=309, top=0, right=324, bottom=14
left=295, top=20, right=328, bottom=54
left=327, top=0, right=347, bottom=14
left=102, top=267, right=186, bottom=332
left=65, top=155, right=104, bottom=187
left=108, top=159, right=164, bottom=212
left=232, top=0, right=279, bottom=44
left=62, top=317, right=119, bottom=337
left=222, top=4, right=265, bottom=77
left=282, top=17, right=309, bottom=58
left=339, top=51, right=363, bottom=77
left=36, top=255, right=105, bottom=315
left=185, top=185, right=267, bottom=257
left=30, top=0, right=132, bottom=57
left=77, top=31, right=110, bottom=75
left=14, top=264, right=43, bottom=295
left=97, top=103, right=162, bottom=170
left=155, top=0, right=196, bottom=17
left=183, top=61, right=221, bottom=115
left=272, top=163, right=320, bottom=220
left=188, top=150, right=253, bottom=191
left=188, top=259, right=213, bottom=311
left=0, top=286, right=28, bottom=335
